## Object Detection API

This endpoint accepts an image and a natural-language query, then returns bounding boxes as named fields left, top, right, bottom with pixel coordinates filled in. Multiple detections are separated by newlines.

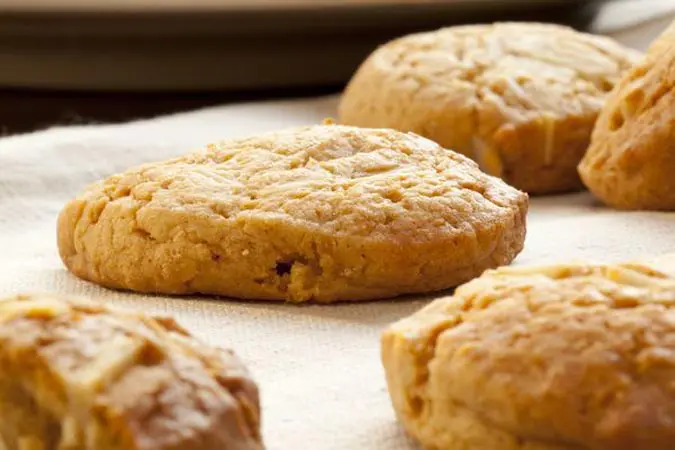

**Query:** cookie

left=382, top=256, right=675, bottom=450
left=0, top=293, right=261, bottom=450
left=339, top=23, right=640, bottom=195
left=57, top=124, right=528, bottom=303
left=579, top=21, right=675, bottom=210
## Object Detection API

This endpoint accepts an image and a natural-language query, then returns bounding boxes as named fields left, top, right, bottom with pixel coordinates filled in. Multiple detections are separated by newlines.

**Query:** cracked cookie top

left=0, top=293, right=261, bottom=450
left=339, top=23, right=640, bottom=194
left=383, top=259, right=675, bottom=450
left=57, top=124, right=527, bottom=302
left=84, top=124, right=520, bottom=240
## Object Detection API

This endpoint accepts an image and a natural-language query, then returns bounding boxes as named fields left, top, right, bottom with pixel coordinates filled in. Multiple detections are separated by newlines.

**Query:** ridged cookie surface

left=0, top=293, right=261, bottom=450
left=58, top=124, right=528, bottom=302
left=383, top=257, right=675, bottom=450
left=579, top=21, right=675, bottom=210
left=340, top=23, right=640, bottom=195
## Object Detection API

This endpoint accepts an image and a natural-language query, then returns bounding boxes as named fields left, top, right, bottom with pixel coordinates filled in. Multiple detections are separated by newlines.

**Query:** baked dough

left=0, top=293, right=262, bottom=450
left=579, top=21, right=675, bottom=210
left=339, top=23, right=640, bottom=195
left=382, top=256, right=675, bottom=450
left=57, top=124, right=528, bottom=303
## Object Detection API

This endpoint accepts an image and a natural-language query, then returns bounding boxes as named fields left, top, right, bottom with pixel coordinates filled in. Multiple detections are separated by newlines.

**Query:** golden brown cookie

left=0, top=293, right=261, bottom=450
left=382, top=256, right=675, bottom=450
left=340, top=23, right=640, bottom=195
left=579, top=21, right=675, bottom=210
left=57, top=124, right=527, bottom=303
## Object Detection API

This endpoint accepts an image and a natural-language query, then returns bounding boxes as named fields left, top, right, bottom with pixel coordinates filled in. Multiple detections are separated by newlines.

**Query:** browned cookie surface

left=0, top=293, right=262, bottom=450
left=58, top=124, right=527, bottom=302
left=383, top=259, right=675, bottom=450
left=579, top=21, right=675, bottom=210
left=340, top=23, right=640, bottom=194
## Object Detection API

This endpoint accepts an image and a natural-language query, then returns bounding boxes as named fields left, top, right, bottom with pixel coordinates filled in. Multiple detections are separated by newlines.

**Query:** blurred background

left=0, top=0, right=661, bottom=134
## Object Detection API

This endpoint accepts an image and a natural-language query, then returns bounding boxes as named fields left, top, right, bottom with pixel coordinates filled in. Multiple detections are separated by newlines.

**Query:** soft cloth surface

left=1, top=2, right=674, bottom=448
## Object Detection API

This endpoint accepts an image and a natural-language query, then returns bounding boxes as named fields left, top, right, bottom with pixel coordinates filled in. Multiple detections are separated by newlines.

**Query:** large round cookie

left=339, top=23, right=640, bottom=195
left=57, top=124, right=528, bottom=303
left=579, top=21, right=675, bottom=210
left=382, top=257, right=675, bottom=450
left=0, top=293, right=261, bottom=450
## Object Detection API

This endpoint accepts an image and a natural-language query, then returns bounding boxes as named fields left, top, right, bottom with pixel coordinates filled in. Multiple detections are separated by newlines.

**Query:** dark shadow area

left=0, top=0, right=603, bottom=134
left=0, top=85, right=339, bottom=135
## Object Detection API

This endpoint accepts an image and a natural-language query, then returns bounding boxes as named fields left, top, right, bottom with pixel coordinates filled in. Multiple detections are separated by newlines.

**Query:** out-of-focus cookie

left=0, top=293, right=262, bottom=450
left=340, top=23, right=640, bottom=195
left=579, top=21, right=675, bottom=210
left=382, top=256, right=675, bottom=450
left=57, top=124, right=528, bottom=303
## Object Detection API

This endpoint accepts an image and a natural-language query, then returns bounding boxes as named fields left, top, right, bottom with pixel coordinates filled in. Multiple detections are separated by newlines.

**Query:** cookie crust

left=579, top=22, right=675, bottom=210
left=340, top=23, right=640, bottom=194
left=383, top=259, right=675, bottom=450
left=58, top=125, right=528, bottom=302
left=0, top=293, right=262, bottom=450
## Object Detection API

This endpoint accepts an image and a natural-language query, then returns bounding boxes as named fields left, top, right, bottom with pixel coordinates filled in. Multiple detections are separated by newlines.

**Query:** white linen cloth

left=1, top=1, right=674, bottom=448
